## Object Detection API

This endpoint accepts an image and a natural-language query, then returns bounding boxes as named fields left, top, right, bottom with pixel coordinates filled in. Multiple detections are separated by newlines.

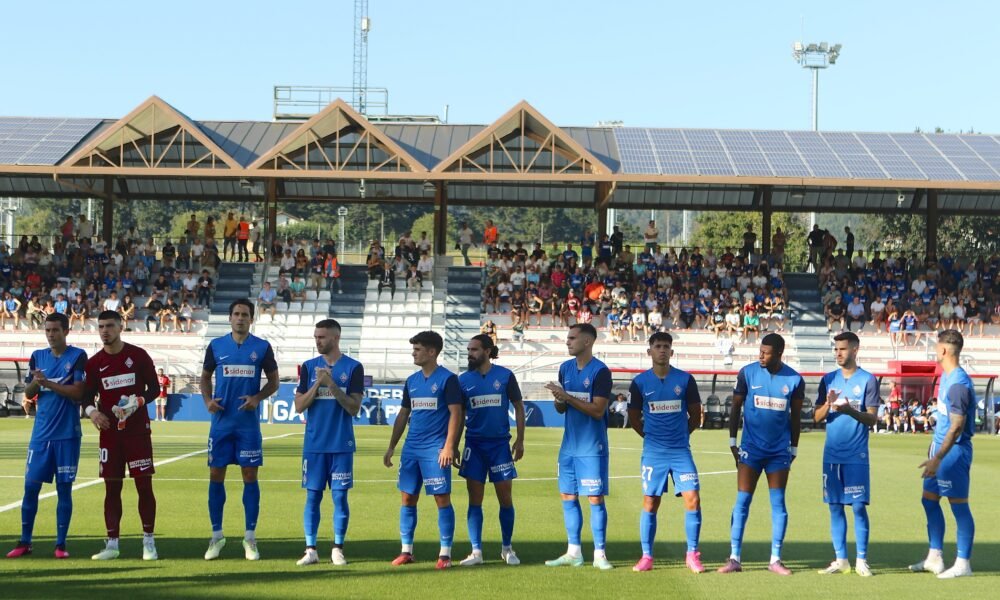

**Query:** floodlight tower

left=353, top=0, right=371, bottom=114
left=792, top=41, right=841, bottom=228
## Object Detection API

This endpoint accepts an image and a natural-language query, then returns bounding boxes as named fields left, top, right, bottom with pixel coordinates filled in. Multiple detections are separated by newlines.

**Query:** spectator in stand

left=844, top=226, right=855, bottom=260
left=741, top=224, right=757, bottom=262
left=610, top=393, right=629, bottom=428
left=294, top=249, right=309, bottom=278
left=886, top=304, right=901, bottom=345
left=1, top=292, right=21, bottom=330
left=901, top=309, right=919, bottom=346
left=643, top=220, right=659, bottom=253
left=249, top=222, right=263, bottom=262
left=483, top=219, right=499, bottom=251
left=610, top=225, right=624, bottom=259
left=222, top=211, right=238, bottom=261
left=607, top=307, right=622, bottom=343
left=417, top=251, right=434, bottom=280
left=25, top=297, right=44, bottom=330
left=69, top=293, right=87, bottom=330
left=190, top=237, right=205, bottom=272
left=376, top=259, right=396, bottom=300
left=308, top=252, right=325, bottom=293
left=181, top=271, right=198, bottom=304
left=807, top=224, right=825, bottom=269
left=908, top=399, right=927, bottom=434
left=159, top=295, right=179, bottom=332
left=202, top=236, right=220, bottom=270
left=276, top=275, right=292, bottom=307
left=826, top=295, right=846, bottom=333
left=869, top=296, right=886, bottom=333
left=458, top=221, right=475, bottom=266
left=54, top=294, right=68, bottom=316
left=323, top=252, right=342, bottom=295
left=144, top=292, right=165, bottom=332
left=741, top=307, right=760, bottom=343
left=480, top=319, right=497, bottom=345
left=102, top=291, right=121, bottom=314
left=236, top=215, right=250, bottom=262
left=176, top=299, right=194, bottom=333
left=279, top=249, right=296, bottom=275
left=76, top=214, right=94, bottom=243
left=846, top=296, right=866, bottom=332
left=257, top=281, right=278, bottom=320
left=289, top=275, right=307, bottom=308
left=186, top=214, right=200, bottom=241
left=119, top=294, right=135, bottom=331
left=771, top=227, right=786, bottom=266
left=966, top=299, right=986, bottom=336
left=527, top=290, right=545, bottom=326
left=197, top=269, right=213, bottom=309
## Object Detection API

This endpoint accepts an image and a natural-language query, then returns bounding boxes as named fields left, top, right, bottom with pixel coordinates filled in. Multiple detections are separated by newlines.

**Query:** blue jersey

left=628, top=367, right=700, bottom=455
left=459, top=365, right=522, bottom=441
left=558, top=357, right=613, bottom=458
left=297, top=354, right=365, bottom=454
left=401, top=366, right=462, bottom=453
left=203, top=333, right=277, bottom=433
left=26, top=346, right=87, bottom=442
left=933, top=367, right=976, bottom=448
left=816, top=368, right=879, bottom=464
left=734, top=362, right=805, bottom=455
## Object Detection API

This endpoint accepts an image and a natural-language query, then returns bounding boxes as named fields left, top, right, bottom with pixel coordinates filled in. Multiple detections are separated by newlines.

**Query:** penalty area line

left=0, top=431, right=301, bottom=513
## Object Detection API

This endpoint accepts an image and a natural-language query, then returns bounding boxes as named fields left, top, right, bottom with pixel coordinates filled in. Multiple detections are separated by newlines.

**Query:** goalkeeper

left=81, top=311, right=161, bottom=561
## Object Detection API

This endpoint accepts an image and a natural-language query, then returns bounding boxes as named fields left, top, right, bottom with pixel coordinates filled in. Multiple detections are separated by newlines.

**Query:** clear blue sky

left=2, top=0, right=995, bottom=133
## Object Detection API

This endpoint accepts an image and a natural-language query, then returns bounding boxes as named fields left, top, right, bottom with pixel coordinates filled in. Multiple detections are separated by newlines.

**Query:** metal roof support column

left=102, top=176, right=115, bottom=242
left=761, top=185, right=773, bottom=256
left=266, top=180, right=278, bottom=264
left=926, top=190, right=938, bottom=259
left=595, top=182, right=612, bottom=241
left=433, top=182, right=448, bottom=257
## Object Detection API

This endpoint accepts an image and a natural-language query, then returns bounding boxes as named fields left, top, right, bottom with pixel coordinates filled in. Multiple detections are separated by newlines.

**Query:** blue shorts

left=739, top=447, right=792, bottom=474
left=208, top=428, right=263, bottom=468
left=641, top=452, right=699, bottom=497
left=302, top=452, right=354, bottom=491
left=26, top=438, right=81, bottom=484
left=823, top=462, right=870, bottom=504
left=558, top=454, right=609, bottom=497
left=459, top=438, right=517, bottom=484
left=398, top=451, right=451, bottom=496
left=923, top=443, right=972, bottom=499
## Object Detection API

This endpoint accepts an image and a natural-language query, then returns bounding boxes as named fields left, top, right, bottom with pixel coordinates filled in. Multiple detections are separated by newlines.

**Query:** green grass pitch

left=1, top=420, right=997, bottom=599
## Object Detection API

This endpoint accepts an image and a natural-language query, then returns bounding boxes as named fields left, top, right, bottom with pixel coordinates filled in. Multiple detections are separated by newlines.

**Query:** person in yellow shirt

left=222, top=212, right=238, bottom=262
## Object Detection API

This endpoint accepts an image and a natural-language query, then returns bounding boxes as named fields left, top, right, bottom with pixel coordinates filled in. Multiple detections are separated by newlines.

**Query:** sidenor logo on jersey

left=754, top=396, right=788, bottom=411
left=102, top=373, right=136, bottom=390
left=648, top=400, right=682, bottom=414
left=469, top=394, right=502, bottom=409
left=410, top=397, right=437, bottom=411
left=223, top=365, right=255, bottom=378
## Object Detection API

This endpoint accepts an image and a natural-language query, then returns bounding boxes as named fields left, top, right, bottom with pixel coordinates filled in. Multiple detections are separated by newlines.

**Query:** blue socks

left=950, top=502, right=975, bottom=560
left=55, top=482, right=72, bottom=547
left=400, top=505, right=417, bottom=546
left=242, top=481, right=260, bottom=532
left=562, top=499, right=582, bottom=545
left=20, top=480, right=42, bottom=544
left=438, top=505, right=455, bottom=550
left=729, top=490, right=753, bottom=558
left=304, top=489, right=322, bottom=547
left=208, top=481, right=226, bottom=533
left=852, top=503, right=869, bottom=559
left=467, top=505, right=484, bottom=551
left=769, top=488, right=788, bottom=560
left=640, top=510, right=657, bottom=557
left=499, top=505, right=515, bottom=547
left=830, top=504, right=848, bottom=559
left=922, top=496, right=945, bottom=551
left=590, top=502, right=608, bottom=551
left=685, top=509, right=701, bottom=552
left=332, top=490, right=349, bottom=546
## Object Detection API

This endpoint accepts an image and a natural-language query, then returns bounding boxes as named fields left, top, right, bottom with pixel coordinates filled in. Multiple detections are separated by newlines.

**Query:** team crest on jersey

left=431, top=383, right=439, bottom=393
left=583, top=377, right=591, bottom=388
left=339, top=372, right=348, bottom=383
left=125, top=357, right=134, bottom=368
left=782, top=385, right=789, bottom=395
left=64, top=363, right=72, bottom=373
left=853, top=385, right=862, bottom=396
left=674, top=385, right=682, bottom=396
left=250, top=351, right=258, bottom=362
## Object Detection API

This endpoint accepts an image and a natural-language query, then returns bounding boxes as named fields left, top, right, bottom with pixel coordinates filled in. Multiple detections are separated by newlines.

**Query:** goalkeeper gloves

left=113, top=394, right=145, bottom=430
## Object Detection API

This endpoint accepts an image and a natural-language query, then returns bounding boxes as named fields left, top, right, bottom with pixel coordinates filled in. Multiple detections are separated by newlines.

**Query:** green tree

left=691, top=210, right=808, bottom=269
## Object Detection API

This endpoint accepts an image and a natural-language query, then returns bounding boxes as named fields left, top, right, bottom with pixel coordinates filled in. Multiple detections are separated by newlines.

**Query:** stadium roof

left=2, top=95, right=1000, bottom=215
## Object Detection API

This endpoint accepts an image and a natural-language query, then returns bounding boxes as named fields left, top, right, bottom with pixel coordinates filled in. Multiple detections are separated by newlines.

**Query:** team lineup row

left=8, top=302, right=978, bottom=578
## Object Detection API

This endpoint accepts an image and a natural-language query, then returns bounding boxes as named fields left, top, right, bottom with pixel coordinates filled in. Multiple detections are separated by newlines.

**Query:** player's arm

left=81, top=363, right=111, bottom=431
left=383, top=387, right=410, bottom=468
left=440, top=376, right=464, bottom=468
left=686, top=375, right=702, bottom=434
left=23, top=354, right=42, bottom=399
left=546, top=369, right=569, bottom=414
left=199, top=345, right=223, bottom=413
left=509, top=374, right=526, bottom=461
left=728, top=369, right=747, bottom=463
left=240, top=346, right=279, bottom=411
left=329, top=364, right=365, bottom=417
left=789, top=378, right=805, bottom=459
left=837, top=377, right=878, bottom=427
left=293, top=362, right=320, bottom=413
left=920, top=385, right=970, bottom=478
left=563, top=367, right=612, bottom=420
left=627, top=380, right=644, bottom=438
left=813, top=377, right=832, bottom=423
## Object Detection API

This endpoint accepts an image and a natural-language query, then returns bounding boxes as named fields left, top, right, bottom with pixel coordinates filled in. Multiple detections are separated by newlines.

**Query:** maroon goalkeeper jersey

left=84, top=342, right=158, bottom=437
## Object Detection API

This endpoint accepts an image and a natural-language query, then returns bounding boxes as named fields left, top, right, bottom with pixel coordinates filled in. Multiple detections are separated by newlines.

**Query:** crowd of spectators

left=363, top=231, right=434, bottom=299
left=478, top=224, right=787, bottom=344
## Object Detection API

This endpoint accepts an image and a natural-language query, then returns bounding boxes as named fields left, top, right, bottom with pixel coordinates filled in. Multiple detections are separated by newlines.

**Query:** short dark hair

left=315, top=318, right=342, bottom=333
left=761, top=332, right=785, bottom=355
left=409, top=330, right=443, bottom=355
left=44, top=312, right=69, bottom=331
left=471, top=333, right=499, bottom=359
left=648, top=331, right=673, bottom=347
left=229, top=298, right=255, bottom=318
left=569, top=322, right=598, bottom=339
left=833, top=331, right=860, bottom=346
left=938, top=329, right=964, bottom=353
left=97, top=310, right=122, bottom=323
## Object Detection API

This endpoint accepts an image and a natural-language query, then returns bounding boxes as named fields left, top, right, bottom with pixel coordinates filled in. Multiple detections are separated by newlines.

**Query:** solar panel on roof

left=0, top=117, right=102, bottom=165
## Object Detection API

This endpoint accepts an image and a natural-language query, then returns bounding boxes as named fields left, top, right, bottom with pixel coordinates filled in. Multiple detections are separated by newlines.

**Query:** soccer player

left=456, top=334, right=525, bottom=567
left=910, top=329, right=977, bottom=579
left=814, top=331, right=879, bottom=576
left=293, top=319, right=364, bottom=566
left=544, top=323, right=614, bottom=570
left=155, top=368, right=170, bottom=422
left=200, top=299, right=279, bottom=561
left=83, top=311, right=160, bottom=561
left=6, top=313, right=87, bottom=559
left=627, top=332, right=704, bottom=573
left=718, top=333, right=804, bottom=575
left=383, top=330, right=463, bottom=568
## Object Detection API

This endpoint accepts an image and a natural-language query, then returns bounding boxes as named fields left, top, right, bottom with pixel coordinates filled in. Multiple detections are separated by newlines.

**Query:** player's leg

left=329, top=452, right=353, bottom=565
left=7, top=443, right=50, bottom=557
left=718, top=460, right=762, bottom=573
left=125, top=434, right=157, bottom=560
left=634, top=454, right=668, bottom=571
left=938, top=447, right=974, bottom=579
left=458, top=444, right=487, bottom=566
left=298, top=453, right=327, bottom=566
left=52, top=438, right=81, bottom=558
left=93, top=438, right=125, bottom=560
left=494, top=479, right=518, bottom=564
left=585, top=455, right=612, bottom=570
left=205, top=430, right=234, bottom=559
left=765, top=463, right=792, bottom=575
left=673, top=455, right=704, bottom=574
left=393, top=455, right=421, bottom=565
left=910, top=473, right=946, bottom=574
left=240, top=465, right=261, bottom=560
left=418, top=456, right=455, bottom=569
left=546, top=453, right=584, bottom=567
left=818, top=463, right=851, bottom=574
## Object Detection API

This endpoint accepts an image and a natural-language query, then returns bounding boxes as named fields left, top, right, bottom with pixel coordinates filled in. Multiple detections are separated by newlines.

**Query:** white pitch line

left=0, top=432, right=302, bottom=514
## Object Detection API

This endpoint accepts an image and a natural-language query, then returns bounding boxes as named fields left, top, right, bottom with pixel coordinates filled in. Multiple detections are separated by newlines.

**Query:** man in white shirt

left=458, top=222, right=475, bottom=266
left=417, top=253, right=434, bottom=279
left=103, top=291, right=122, bottom=312
left=911, top=276, right=927, bottom=296
left=643, top=220, right=658, bottom=253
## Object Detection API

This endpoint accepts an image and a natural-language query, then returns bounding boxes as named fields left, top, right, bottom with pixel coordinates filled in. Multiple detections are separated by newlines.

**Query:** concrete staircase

left=784, top=272, right=831, bottom=370
left=328, top=265, right=369, bottom=354
left=211, top=262, right=256, bottom=314
left=439, top=263, right=482, bottom=368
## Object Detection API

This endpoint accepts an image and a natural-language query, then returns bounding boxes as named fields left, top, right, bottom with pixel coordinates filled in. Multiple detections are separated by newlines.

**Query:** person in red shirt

left=82, top=310, right=160, bottom=561
left=236, top=216, right=251, bottom=263
left=483, top=220, right=499, bottom=250
left=156, top=368, right=170, bottom=422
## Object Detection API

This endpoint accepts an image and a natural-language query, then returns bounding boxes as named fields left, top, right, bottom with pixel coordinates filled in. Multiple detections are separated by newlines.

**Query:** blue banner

left=162, top=382, right=566, bottom=427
